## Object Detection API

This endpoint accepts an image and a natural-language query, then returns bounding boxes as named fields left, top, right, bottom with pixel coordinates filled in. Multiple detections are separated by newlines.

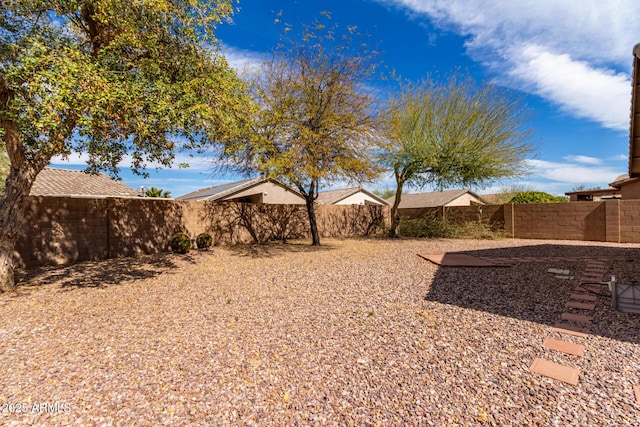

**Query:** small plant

left=170, top=232, right=192, bottom=254
left=196, top=232, right=213, bottom=249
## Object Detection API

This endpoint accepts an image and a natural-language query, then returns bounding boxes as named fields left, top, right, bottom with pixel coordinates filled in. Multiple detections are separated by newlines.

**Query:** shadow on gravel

left=425, top=243, right=640, bottom=344
left=13, top=253, right=185, bottom=293
left=225, top=240, right=337, bottom=258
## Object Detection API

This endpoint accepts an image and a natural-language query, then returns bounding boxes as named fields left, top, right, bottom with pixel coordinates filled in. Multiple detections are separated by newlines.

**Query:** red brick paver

left=543, top=338, right=585, bottom=356
left=565, top=301, right=596, bottom=310
left=530, top=358, right=580, bottom=385
left=561, top=313, right=593, bottom=324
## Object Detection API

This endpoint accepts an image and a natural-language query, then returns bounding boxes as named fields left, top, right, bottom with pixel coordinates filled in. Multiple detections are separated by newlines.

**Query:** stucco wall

left=443, top=193, right=484, bottom=207
left=224, top=181, right=306, bottom=204
left=335, top=192, right=386, bottom=206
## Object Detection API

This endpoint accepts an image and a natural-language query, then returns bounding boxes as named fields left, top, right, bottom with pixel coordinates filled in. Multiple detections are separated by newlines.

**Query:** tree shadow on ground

left=224, top=239, right=337, bottom=259
left=424, top=243, right=640, bottom=344
left=11, top=252, right=199, bottom=294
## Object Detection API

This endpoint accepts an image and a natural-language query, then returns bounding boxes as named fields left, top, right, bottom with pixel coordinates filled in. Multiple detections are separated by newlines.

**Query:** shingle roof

left=386, top=189, right=484, bottom=209
left=176, top=177, right=304, bottom=202
left=30, top=168, right=140, bottom=198
left=316, top=187, right=389, bottom=205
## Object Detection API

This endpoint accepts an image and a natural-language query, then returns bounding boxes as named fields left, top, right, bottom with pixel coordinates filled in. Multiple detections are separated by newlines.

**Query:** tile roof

left=30, top=168, right=140, bottom=198
left=386, top=189, right=484, bottom=209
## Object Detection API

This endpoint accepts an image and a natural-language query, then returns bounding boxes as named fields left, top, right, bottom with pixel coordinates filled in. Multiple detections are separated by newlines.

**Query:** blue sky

left=52, top=0, right=640, bottom=197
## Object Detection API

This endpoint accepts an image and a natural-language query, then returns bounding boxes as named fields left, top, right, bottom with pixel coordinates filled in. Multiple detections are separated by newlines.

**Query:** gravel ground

left=1, top=237, right=639, bottom=426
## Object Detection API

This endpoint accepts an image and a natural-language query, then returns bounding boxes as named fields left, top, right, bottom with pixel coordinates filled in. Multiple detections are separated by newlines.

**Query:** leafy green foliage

left=170, top=233, right=192, bottom=254
left=380, top=74, right=536, bottom=237
left=145, top=187, right=171, bottom=198
left=195, top=233, right=213, bottom=249
left=0, top=0, right=253, bottom=290
left=223, top=16, right=383, bottom=245
left=509, top=191, right=569, bottom=204
left=372, top=186, right=395, bottom=200
left=398, top=214, right=504, bottom=239
left=1, top=0, right=252, bottom=176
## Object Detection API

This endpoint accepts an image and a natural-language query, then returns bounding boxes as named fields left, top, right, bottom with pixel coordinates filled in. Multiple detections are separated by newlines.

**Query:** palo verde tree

left=0, top=0, right=253, bottom=292
left=380, top=75, right=535, bottom=237
left=225, top=17, right=382, bottom=245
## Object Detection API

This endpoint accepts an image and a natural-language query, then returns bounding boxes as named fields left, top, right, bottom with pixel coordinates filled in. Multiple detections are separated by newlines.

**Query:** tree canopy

left=145, top=187, right=172, bottom=198
left=0, top=0, right=253, bottom=291
left=223, top=18, right=383, bottom=245
left=380, top=75, right=536, bottom=237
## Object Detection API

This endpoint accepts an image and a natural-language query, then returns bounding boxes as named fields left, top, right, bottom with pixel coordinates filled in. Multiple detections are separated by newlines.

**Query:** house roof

left=315, top=187, right=389, bottom=205
left=176, top=177, right=304, bottom=202
left=30, top=168, right=140, bottom=198
left=609, top=173, right=640, bottom=188
left=387, top=189, right=485, bottom=209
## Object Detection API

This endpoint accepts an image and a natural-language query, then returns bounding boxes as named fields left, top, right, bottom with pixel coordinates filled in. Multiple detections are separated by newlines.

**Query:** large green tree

left=225, top=18, right=382, bottom=245
left=0, top=0, right=252, bottom=291
left=380, top=75, right=535, bottom=237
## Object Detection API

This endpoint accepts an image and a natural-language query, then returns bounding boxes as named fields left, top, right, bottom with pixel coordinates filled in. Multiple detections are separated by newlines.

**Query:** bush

left=196, top=232, right=213, bottom=249
left=170, top=232, right=192, bottom=254
left=509, top=191, right=568, bottom=204
left=398, top=214, right=503, bottom=239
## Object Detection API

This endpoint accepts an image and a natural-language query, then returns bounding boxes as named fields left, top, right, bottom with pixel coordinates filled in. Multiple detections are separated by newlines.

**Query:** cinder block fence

left=14, top=197, right=640, bottom=269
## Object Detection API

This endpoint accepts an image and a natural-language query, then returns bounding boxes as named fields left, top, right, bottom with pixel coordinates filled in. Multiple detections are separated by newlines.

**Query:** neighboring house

left=315, top=187, right=389, bottom=206
left=387, top=188, right=486, bottom=209
left=30, top=168, right=140, bottom=198
left=176, top=177, right=306, bottom=204
left=565, top=174, right=640, bottom=201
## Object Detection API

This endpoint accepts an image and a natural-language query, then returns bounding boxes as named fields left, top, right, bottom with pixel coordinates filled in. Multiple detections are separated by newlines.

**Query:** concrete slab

left=569, top=293, right=598, bottom=302
left=561, top=313, right=593, bottom=324
left=543, top=338, right=585, bottom=356
left=566, top=301, right=596, bottom=310
left=530, top=358, right=580, bottom=385
left=552, top=324, right=590, bottom=338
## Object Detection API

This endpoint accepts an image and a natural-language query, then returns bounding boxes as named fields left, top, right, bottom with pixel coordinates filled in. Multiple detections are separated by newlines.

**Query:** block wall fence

left=399, top=199, right=640, bottom=244
left=13, top=197, right=640, bottom=268
left=14, top=196, right=389, bottom=268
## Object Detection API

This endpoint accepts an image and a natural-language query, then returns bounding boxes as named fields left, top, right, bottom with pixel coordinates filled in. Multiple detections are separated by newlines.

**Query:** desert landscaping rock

left=1, top=238, right=639, bottom=426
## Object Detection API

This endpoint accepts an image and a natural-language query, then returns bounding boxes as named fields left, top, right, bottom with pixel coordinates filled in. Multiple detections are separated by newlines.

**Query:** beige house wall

left=334, top=192, right=386, bottom=206
left=443, top=193, right=485, bottom=207
left=621, top=180, right=640, bottom=200
left=222, top=181, right=305, bottom=204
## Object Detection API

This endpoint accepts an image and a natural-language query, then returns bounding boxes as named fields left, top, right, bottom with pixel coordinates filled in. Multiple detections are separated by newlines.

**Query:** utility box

left=611, top=281, right=640, bottom=314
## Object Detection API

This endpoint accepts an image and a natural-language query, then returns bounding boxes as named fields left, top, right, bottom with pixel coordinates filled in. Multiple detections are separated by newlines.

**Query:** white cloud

left=508, top=45, right=630, bottom=130
left=221, top=44, right=265, bottom=74
left=561, top=155, right=602, bottom=165
left=51, top=151, right=217, bottom=172
left=377, top=0, right=640, bottom=131
left=525, top=159, right=620, bottom=185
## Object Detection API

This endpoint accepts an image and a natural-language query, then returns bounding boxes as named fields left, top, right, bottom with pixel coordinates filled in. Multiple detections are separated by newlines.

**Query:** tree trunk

left=388, top=172, right=405, bottom=238
left=0, top=117, right=48, bottom=292
left=303, top=181, right=321, bottom=246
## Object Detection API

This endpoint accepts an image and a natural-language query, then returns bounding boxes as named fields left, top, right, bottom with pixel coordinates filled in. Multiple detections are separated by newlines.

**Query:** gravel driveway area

left=1, top=237, right=639, bottom=426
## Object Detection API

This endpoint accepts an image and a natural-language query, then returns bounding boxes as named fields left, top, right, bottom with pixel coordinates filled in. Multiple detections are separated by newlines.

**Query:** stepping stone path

left=527, top=260, right=640, bottom=405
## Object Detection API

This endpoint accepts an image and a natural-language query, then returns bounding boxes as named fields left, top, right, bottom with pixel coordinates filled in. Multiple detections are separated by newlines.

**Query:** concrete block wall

left=620, top=200, right=640, bottom=243
left=510, top=202, right=606, bottom=241
left=14, top=197, right=389, bottom=268
left=15, top=197, right=109, bottom=268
